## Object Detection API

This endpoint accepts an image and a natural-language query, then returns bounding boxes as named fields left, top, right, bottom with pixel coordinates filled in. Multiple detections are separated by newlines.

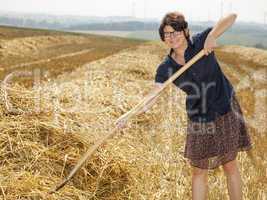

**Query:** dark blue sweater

left=155, top=27, right=235, bottom=122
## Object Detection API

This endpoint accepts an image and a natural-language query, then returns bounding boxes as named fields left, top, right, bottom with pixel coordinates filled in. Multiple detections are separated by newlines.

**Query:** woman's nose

left=170, top=33, right=175, bottom=38
left=169, top=35, right=176, bottom=41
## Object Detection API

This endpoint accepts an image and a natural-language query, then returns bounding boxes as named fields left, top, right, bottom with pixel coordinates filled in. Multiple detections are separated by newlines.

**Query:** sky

left=0, top=0, right=266, bottom=23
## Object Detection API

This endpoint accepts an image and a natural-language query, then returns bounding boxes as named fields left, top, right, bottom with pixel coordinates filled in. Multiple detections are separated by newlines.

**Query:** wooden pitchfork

left=48, top=49, right=206, bottom=194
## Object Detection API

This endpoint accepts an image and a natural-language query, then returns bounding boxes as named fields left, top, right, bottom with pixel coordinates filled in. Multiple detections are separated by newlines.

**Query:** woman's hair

left=159, top=11, right=189, bottom=42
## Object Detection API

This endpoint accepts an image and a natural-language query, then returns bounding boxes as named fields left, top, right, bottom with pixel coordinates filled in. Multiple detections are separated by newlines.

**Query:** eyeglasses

left=164, top=31, right=183, bottom=39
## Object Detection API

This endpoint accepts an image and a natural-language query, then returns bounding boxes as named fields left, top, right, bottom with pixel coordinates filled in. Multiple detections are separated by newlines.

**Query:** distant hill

left=68, top=21, right=267, bottom=49
left=0, top=10, right=157, bottom=29
left=0, top=11, right=266, bottom=49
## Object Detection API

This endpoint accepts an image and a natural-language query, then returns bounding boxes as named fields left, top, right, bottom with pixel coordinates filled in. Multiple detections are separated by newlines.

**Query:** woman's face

left=163, top=25, right=187, bottom=49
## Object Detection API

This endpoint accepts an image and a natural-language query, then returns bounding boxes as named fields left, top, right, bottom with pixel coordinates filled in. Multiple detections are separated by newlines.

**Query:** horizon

left=0, top=9, right=266, bottom=26
left=0, top=0, right=266, bottom=24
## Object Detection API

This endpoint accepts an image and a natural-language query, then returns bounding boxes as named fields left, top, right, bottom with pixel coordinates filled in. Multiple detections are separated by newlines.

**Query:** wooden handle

left=49, top=49, right=205, bottom=194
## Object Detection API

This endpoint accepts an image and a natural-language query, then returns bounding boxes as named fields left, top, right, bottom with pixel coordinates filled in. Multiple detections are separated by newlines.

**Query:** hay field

left=0, top=27, right=266, bottom=199
left=0, top=25, right=144, bottom=86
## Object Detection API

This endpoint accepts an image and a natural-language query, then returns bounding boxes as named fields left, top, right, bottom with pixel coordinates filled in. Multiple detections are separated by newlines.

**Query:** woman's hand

left=115, top=114, right=129, bottom=129
left=204, top=34, right=217, bottom=56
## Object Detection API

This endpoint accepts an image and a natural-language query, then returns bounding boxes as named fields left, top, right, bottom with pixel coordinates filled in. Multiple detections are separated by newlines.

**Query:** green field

left=71, top=29, right=267, bottom=49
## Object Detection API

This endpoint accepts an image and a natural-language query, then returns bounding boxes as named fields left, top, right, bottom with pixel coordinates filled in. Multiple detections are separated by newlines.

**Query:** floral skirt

left=184, top=95, right=252, bottom=169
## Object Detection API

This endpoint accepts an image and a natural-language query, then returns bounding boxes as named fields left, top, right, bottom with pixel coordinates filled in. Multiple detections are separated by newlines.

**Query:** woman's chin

left=169, top=42, right=181, bottom=49
left=171, top=45, right=180, bottom=49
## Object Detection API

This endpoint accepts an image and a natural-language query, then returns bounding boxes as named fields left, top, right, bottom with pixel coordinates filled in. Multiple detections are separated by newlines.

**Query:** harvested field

left=0, top=26, right=266, bottom=199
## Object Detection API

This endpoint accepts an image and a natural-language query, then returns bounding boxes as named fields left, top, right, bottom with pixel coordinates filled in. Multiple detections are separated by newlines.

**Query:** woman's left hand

left=204, top=34, right=217, bottom=56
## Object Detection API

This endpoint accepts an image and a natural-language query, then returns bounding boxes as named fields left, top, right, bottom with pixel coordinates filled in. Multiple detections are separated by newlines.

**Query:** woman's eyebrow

left=164, top=31, right=175, bottom=33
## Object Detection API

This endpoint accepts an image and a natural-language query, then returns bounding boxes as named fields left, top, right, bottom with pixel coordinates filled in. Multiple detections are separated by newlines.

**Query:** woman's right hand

left=115, top=83, right=163, bottom=129
left=115, top=114, right=128, bottom=129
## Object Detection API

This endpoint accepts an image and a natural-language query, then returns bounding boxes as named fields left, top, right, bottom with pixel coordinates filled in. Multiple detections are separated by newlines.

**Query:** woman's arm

left=209, top=13, right=237, bottom=39
left=204, top=13, right=237, bottom=55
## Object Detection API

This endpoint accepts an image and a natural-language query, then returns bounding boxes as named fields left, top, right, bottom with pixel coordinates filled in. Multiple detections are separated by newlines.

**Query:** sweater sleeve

left=155, top=64, right=168, bottom=83
left=193, top=27, right=213, bottom=51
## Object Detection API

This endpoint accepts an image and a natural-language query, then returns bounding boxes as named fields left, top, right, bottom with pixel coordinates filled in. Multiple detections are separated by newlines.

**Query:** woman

left=115, top=11, right=252, bottom=200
